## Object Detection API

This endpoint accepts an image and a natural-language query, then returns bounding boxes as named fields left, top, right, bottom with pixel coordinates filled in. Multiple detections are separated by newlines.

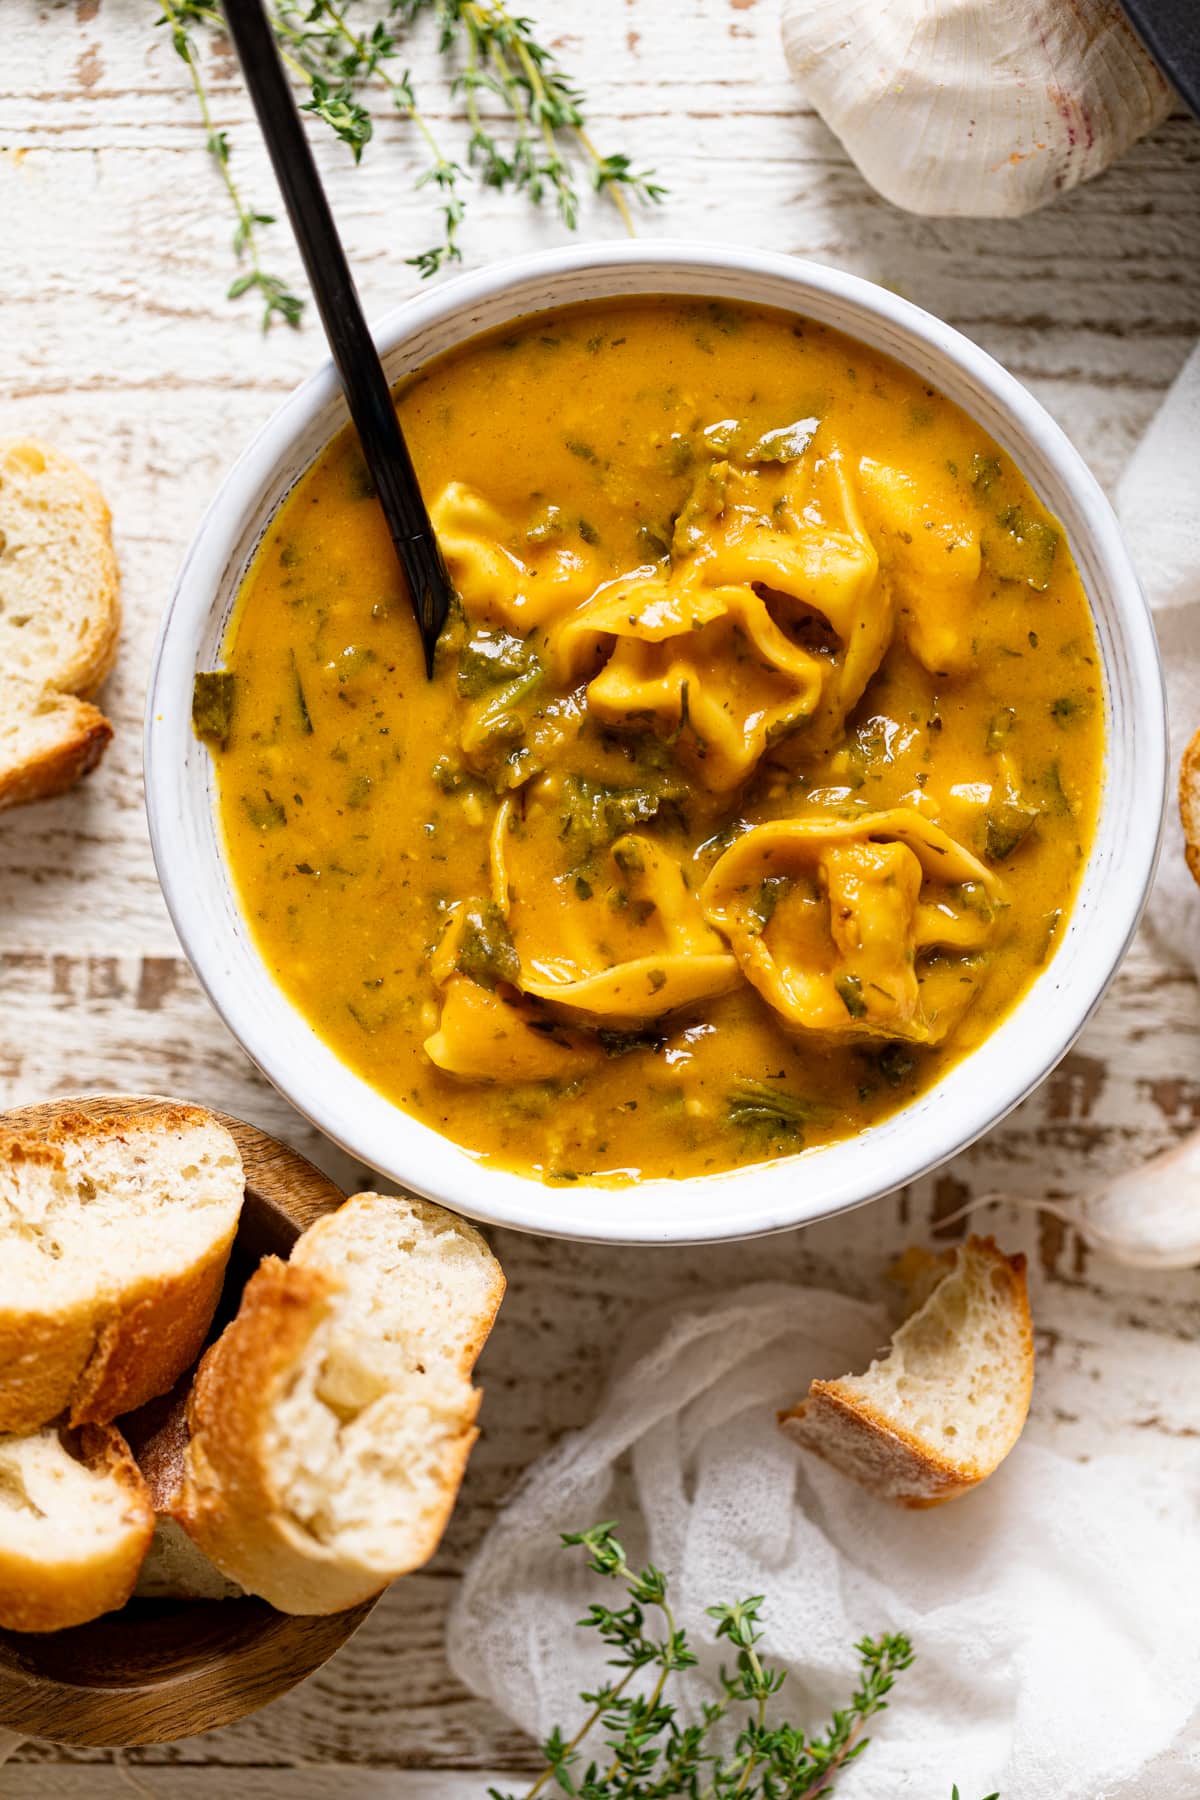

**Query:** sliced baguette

left=780, top=1235, right=1033, bottom=1507
left=0, top=439, right=121, bottom=698
left=0, top=439, right=120, bottom=811
left=0, top=1423, right=153, bottom=1631
left=124, top=1379, right=243, bottom=1601
left=177, top=1193, right=506, bottom=1615
left=0, top=1105, right=244, bottom=1434
left=0, top=674, right=112, bottom=812
left=1180, top=725, right=1200, bottom=889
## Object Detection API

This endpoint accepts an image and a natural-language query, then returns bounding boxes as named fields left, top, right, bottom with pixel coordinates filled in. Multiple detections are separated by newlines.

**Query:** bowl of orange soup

left=146, top=243, right=1165, bottom=1244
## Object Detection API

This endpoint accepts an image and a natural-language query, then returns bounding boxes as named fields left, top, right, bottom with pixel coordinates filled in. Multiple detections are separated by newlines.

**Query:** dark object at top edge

left=1120, top=0, right=1200, bottom=119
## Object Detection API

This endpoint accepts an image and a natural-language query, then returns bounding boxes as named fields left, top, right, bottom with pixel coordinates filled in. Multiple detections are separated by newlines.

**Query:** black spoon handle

left=221, top=0, right=452, bottom=675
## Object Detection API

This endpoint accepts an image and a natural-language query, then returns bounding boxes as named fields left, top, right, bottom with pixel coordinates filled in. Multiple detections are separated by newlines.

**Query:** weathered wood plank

left=1, top=1770, right=517, bottom=1796
left=3, top=0, right=1200, bottom=1779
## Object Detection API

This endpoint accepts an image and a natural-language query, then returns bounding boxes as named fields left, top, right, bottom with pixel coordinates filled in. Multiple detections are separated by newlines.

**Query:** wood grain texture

left=1, top=0, right=1199, bottom=1786
left=0, top=1097, right=376, bottom=1749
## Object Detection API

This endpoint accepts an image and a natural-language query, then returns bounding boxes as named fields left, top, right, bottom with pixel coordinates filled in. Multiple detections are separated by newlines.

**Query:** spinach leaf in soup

left=192, top=671, right=236, bottom=749
left=454, top=901, right=521, bottom=990
left=458, top=628, right=541, bottom=698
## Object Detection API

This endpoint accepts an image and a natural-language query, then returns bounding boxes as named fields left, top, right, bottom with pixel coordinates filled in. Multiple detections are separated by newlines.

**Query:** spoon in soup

left=221, top=0, right=452, bottom=676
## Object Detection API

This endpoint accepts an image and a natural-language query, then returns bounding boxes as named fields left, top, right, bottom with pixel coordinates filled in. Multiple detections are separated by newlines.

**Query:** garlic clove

left=1076, top=1131, right=1200, bottom=1270
left=781, top=0, right=1174, bottom=219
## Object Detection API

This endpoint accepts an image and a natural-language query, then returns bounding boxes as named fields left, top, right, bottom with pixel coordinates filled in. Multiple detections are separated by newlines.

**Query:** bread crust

left=1180, top=725, right=1200, bottom=889
left=68, top=1238, right=234, bottom=1427
left=780, top=1236, right=1033, bottom=1508
left=781, top=1384, right=977, bottom=1507
left=175, top=1256, right=362, bottom=1611
left=292, top=1194, right=507, bottom=1376
left=0, top=690, right=112, bottom=813
left=0, top=1424, right=154, bottom=1633
left=124, top=1377, right=245, bottom=1601
left=177, top=1198, right=501, bottom=1615
left=0, top=1104, right=242, bottom=1434
left=0, top=438, right=122, bottom=699
left=123, top=1376, right=192, bottom=1513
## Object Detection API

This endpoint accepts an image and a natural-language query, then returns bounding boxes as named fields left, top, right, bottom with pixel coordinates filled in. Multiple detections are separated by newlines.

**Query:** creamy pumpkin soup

left=199, top=298, right=1104, bottom=1184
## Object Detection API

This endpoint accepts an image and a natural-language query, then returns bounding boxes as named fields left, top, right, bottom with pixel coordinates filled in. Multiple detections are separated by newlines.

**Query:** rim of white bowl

left=145, top=240, right=1166, bottom=1245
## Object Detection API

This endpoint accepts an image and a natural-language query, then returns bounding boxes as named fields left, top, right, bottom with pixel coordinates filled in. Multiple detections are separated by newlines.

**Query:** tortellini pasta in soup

left=209, top=297, right=1103, bottom=1185
left=701, top=810, right=1004, bottom=1043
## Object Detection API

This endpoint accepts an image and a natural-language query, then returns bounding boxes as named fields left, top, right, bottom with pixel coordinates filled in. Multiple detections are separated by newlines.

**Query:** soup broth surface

left=209, top=298, right=1104, bottom=1184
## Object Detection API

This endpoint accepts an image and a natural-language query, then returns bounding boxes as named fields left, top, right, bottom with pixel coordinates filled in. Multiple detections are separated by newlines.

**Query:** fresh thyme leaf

left=162, top=0, right=664, bottom=321
left=156, top=0, right=304, bottom=331
left=489, top=1522, right=924, bottom=1800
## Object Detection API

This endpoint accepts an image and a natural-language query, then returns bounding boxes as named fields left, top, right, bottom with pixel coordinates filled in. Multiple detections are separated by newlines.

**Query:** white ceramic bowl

left=145, top=242, right=1166, bottom=1245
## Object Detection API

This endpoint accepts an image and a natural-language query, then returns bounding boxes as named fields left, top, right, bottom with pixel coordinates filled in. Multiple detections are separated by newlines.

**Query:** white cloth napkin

left=448, top=1282, right=1200, bottom=1798
left=1117, top=343, right=1200, bottom=972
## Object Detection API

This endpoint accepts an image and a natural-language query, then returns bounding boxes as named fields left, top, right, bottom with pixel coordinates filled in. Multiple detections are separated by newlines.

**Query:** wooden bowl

left=0, top=1094, right=378, bottom=1746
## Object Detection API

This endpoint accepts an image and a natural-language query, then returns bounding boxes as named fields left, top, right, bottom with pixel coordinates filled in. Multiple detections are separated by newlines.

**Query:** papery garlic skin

left=781, top=0, right=1174, bottom=219
left=1076, top=1132, right=1200, bottom=1270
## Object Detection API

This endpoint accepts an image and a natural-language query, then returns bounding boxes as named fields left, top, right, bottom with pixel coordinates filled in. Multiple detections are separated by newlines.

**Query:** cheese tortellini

left=432, top=482, right=607, bottom=631
left=489, top=773, right=740, bottom=1024
left=421, top=422, right=1033, bottom=1078
left=856, top=459, right=981, bottom=675
left=701, top=809, right=1005, bottom=1044
left=552, top=448, right=889, bottom=790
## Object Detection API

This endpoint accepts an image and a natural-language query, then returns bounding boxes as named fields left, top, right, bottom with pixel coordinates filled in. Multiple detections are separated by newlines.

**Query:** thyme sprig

left=487, top=1521, right=953, bottom=1800
left=158, top=0, right=664, bottom=326
left=159, top=0, right=304, bottom=328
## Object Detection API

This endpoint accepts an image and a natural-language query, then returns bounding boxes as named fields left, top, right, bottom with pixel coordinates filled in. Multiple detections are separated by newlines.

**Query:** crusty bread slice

left=0, top=1422, right=154, bottom=1631
left=1180, top=726, right=1200, bottom=889
left=0, top=674, right=113, bottom=812
left=124, top=1378, right=243, bottom=1602
left=0, top=439, right=121, bottom=699
left=176, top=1193, right=506, bottom=1615
left=780, top=1235, right=1033, bottom=1507
left=0, top=1105, right=244, bottom=1434
left=0, top=439, right=120, bottom=811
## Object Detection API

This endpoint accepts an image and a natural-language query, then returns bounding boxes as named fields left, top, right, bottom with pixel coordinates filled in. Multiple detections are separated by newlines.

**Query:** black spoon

left=221, top=0, right=452, bottom=675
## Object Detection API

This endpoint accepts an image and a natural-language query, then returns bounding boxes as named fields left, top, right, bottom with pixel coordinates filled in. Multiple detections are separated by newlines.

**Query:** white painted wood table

left=3, top=0, right=1200, bottom=1790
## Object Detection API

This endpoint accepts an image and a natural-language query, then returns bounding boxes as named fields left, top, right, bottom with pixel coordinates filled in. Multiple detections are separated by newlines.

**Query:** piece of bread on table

left=124, top=1378, right=243, bottom=1602
left=0, top=1423, right=154, bottom=1631
left=176, top=1193, right=506, bottom=1615
left=0, top=438, right=121, bottom=812
left=0, top=1105, right=245, bottom=1434
left=0, top=675, right=112, bottom=811
left=780, top=1235, right=1033, bottom=1507
left=1180, top=726, right=1200, bottom=888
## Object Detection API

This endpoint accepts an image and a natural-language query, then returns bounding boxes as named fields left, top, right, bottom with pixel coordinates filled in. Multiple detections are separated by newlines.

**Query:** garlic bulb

left=936, top=1130, right=1200, bottom=1271
left=1072, top=1132, right=1200, bottom=1270
left=782, top=0, right=1174, bottom=218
